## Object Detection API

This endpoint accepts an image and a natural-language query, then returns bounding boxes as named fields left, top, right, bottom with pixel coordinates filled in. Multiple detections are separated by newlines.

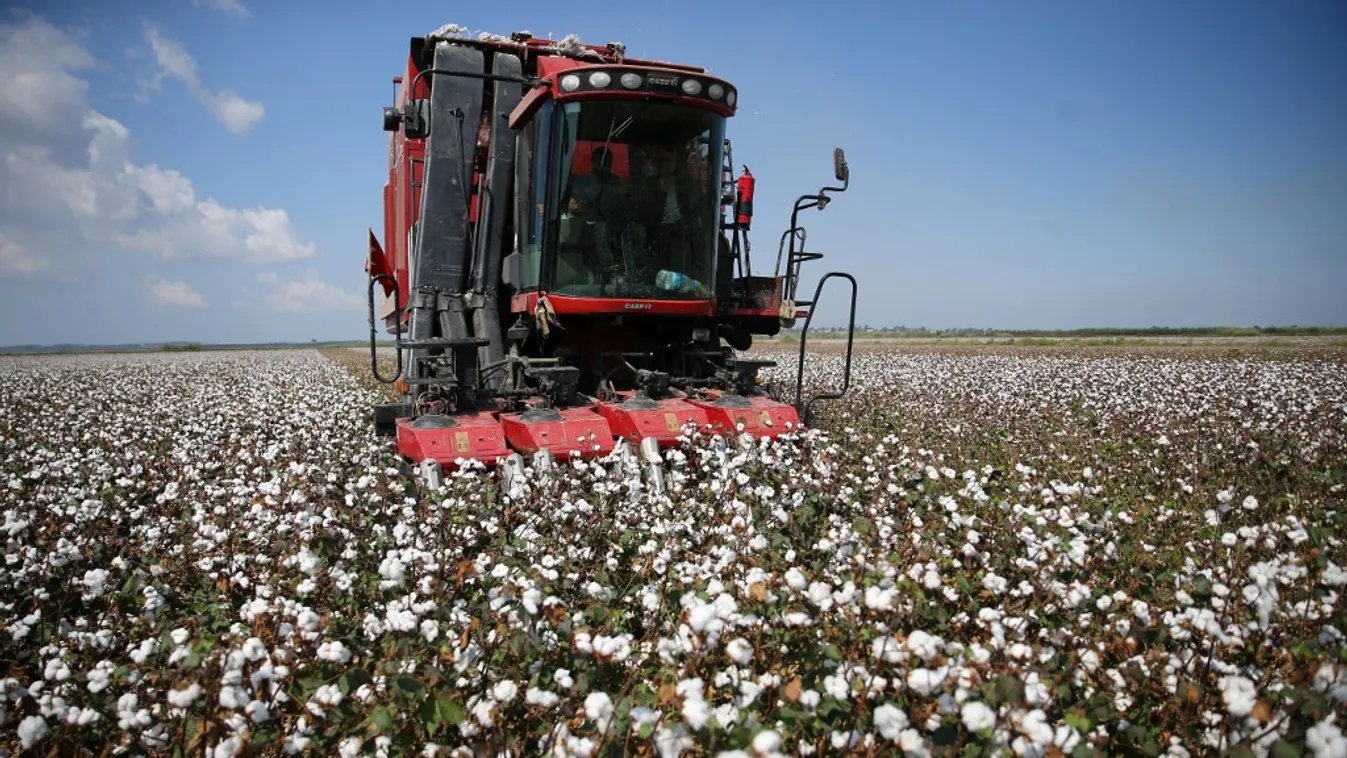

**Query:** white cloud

left=0, top=13, right=316, bottom=278
left=193, top=0, right=251, bottom=18
left=151, top=279, right=206, bottom=307
left=138, top=25, right=264, bottom=134
left=0, top=233, right=48, bottom=275
left=262, top=268, right=362, bottom=313
left=0, top=14, right=93, bottom=137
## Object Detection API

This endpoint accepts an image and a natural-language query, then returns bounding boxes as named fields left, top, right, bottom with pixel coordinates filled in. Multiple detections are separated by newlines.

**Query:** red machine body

left=366, top=28, right=855, bottom=478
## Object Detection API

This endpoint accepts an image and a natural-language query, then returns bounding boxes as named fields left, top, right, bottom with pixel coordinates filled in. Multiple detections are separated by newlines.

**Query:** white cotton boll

left=1306, top=715, right=1347, bottom=758
left=242, top=637, right=267, bottom=662
left=493, top=680, right=518, bottom=703
left=525, top=687, right=559, bottom=708
left=922, top=568, right=942, bottom=590
left=167, top=683, right=200, bottom=710
left=806, top=581, right=834, bottom=610
left=18, top=715, right=48, bottom=750
left=872, top=635, right=904, bottom=664
left=585, top=691, right=614, bottom=729
left=471, top=697, right=496, bottom=726
left=593, top=634, right=632, bottom=662
left=784, top=567, right=807, bottom=590
left=1014, top=710, right=1055, bottom=751
left=726, top=637, right=753, bottom=665
left=907, top=667, right=947, bottom=697
left=682, top=696, right=710, bottom=730
left=906, top=630, right=940, bottom=662
left=961, top=700, right=995, bottom=731
left=1219, top=675, right=1257, bottom=717
left=642, top=589, right=662, bottom=612
left=83, top=568, right=108, bottom=598
left=86, top=665, right=111, bottom=693
left=864, top=585, right=895, bottom=611
left=823, top=674, right=850, bottom=701
left=420, top=620, right=440, bottom=642
left=317, top=640, right=351, bottom=664
left=1322, top=563, right=1347, bottom=587
left=522, top=587, right=543, bottom=614
left=872, top=703, right=908, bottom=741
left=689, top=603, right=720, bottom=632
left=219, top=685, right=248, bottom=710
left=752, top=729, right=782, bottom=754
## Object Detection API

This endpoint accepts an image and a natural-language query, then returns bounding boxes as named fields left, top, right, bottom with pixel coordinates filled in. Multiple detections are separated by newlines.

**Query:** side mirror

left=833, top=147, right=849, bottom=183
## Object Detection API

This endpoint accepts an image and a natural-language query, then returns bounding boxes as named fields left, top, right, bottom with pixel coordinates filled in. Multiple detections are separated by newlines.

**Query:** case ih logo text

left=648, top=74, right=678, bottom=88
left=624, top=302, right=653, bottom=310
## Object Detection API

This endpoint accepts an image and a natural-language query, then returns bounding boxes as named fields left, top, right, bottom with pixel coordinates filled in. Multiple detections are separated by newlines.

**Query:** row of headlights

left=557, top=68, right=737, bottom=108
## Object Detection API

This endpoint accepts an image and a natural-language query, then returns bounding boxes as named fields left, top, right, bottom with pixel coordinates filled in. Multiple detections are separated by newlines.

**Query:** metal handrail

left=793, top=271, right=857, bottom=425
left=367, top=274, right=403, bottom=383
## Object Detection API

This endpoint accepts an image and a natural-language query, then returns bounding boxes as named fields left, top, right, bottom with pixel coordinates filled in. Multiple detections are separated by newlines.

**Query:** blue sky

left=1, top=0, right=1344, bottom=345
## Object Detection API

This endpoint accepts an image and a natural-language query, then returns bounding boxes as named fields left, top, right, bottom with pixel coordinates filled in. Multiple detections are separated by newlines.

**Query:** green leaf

left=823, top=644, right=843, bottom=662
left=1271, top=740, right=1303, bottom=758
left=817, top=698, right=850, bottom=720
left=1192, top=576, right=1213, bottom=597
left=420, top=699, right=440, bottom=736
left=339, top=669, right=370, bottom=696
left=369, top=706, right=396, bottom=732
left=296, top=675, right=325, bottom=700
left=1065, top=710, right=1091, bottom=734
left=436, top=697, right=465, bottom=726
left=985, top=675, right=1023, bottom=707
left=932, top=725, right=958, bottom=747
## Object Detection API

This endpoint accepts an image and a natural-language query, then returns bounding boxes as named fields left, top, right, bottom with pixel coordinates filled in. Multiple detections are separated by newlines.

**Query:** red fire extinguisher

left=736, top=166, right=754, bottom=229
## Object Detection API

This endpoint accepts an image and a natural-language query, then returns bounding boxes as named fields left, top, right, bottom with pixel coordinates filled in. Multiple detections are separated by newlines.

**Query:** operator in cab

left=570, top=146, right=626, bottom=220
left=556, top=146, right=632, bottom=293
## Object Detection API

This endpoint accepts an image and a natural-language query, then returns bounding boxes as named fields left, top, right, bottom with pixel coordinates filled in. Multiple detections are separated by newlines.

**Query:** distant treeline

left=787, top=326, right=1347, bottom=338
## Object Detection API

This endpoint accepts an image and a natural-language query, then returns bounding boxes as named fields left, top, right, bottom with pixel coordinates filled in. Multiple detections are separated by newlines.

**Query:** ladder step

left=400, top=337, right=491, bottom=349
left=402, top=376, right=458, bottom=386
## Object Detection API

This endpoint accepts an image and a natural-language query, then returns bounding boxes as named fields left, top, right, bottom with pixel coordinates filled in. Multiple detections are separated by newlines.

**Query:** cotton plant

left=0, top=345, right=1342, bottom=755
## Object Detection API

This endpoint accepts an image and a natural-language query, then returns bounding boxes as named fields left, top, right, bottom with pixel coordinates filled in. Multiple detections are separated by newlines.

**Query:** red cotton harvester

left=365, top=27, right=857, bottom=491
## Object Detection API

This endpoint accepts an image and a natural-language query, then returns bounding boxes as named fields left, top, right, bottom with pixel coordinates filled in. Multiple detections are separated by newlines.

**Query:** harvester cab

left=365, top=28, right=857, bottom=490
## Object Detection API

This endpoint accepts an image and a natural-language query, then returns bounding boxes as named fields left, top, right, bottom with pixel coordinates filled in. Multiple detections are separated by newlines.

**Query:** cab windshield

left=548, top=99, right=725, bottom=299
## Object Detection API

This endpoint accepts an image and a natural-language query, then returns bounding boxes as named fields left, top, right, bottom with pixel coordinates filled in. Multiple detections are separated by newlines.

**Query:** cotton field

left=1, top=346, right=1344, bottom=757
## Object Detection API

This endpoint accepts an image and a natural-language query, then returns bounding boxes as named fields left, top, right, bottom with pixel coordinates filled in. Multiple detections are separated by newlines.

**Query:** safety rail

left=367, top=274, right=403, bottom=384
left=793, top=272, right=857, bottom=426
